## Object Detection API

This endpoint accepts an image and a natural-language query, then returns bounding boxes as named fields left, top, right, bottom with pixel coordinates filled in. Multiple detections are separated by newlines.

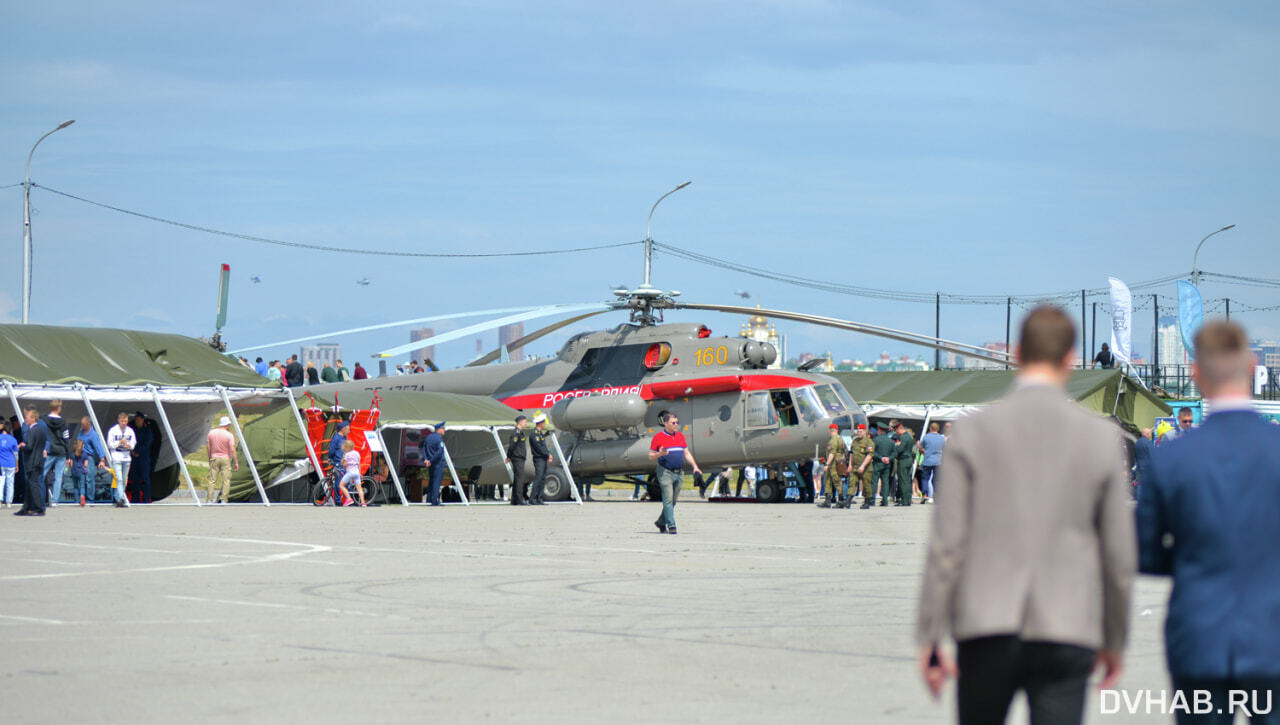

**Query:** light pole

left=642, top=181, right=690, bottom=288
left=22, top=119, right=76, bottom=324
left=1190, top=223, right=1236, bottom=288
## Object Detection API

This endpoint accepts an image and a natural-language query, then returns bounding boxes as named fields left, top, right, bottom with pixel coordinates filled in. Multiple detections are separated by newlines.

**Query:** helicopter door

left=742, top=390, right=779, bottom=458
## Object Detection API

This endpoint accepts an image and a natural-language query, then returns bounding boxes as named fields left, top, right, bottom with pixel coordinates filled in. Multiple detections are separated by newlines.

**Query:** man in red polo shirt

left=649, top=410, right=702, bottom=535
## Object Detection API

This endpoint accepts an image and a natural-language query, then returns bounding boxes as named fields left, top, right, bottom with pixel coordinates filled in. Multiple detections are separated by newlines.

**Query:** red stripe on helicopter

left=496, top=373, right=814, bottom=410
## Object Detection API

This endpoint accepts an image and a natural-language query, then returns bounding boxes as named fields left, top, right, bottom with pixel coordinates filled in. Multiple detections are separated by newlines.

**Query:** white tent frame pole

left=216, top=386, right=269, bottom=506
left=912, top=405, right=932, bottom=487
left=375, top=426, right=409, bottom=506
left=283, top=388, right=327, bottom=487
left=440, top=441, right=468, bottom=505
left=549, top=433, right=582, bottom=505
left=490, top=427, right=514, bottom=499
left=147, top=384, right=201, bottom=507
left=75, top=384, right=118, bottom=506
left=491, top=427, right=515, bottom=483
left=4, top=380, right=21, bottom=421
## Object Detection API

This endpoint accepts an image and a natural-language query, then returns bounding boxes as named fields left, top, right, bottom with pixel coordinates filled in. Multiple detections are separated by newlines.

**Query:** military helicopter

left=279, top=238, right=1009, bottom=502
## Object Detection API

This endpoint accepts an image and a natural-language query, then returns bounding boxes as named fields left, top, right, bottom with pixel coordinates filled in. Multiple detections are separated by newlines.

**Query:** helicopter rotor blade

left=675, top=302, right=1014, bottom=367
left=375, top=303, right=615, bottom=359
left=466, top=308, right=614, bottom=367
left=228, top=305, right=549, bottom=354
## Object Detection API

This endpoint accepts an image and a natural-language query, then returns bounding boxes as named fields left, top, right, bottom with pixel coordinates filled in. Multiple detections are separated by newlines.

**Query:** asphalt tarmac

left=1, top=498, right=1174, bottom=724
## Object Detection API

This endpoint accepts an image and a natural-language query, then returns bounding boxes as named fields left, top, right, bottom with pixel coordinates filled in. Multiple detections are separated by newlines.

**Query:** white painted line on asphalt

left=166, top=595, right=387, bottom=619
left=0, top=538, right=186, bottom=554
left=0, top=536, right=332, bottom=582
left=0, top=613, right=71, bottom=625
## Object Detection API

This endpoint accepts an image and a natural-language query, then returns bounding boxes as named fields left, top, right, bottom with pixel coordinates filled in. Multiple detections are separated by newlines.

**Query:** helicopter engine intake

left=551, top=394, right=647, bottom=432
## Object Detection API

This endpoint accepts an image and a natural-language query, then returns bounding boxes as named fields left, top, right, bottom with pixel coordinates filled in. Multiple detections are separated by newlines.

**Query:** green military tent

left=228, top=389, right=524, bottom=504
left=829, top=369, right=1170, bottom=433
left=1, top=324, right=276, bottom=503
left=0, top=324, right=267, bottom=387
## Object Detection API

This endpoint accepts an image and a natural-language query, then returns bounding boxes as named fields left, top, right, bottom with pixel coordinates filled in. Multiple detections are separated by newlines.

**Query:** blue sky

left=3, top=1, right=1278, bottom=368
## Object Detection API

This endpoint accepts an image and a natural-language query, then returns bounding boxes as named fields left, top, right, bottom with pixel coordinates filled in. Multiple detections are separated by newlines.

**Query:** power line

left=31, top=183, right=645, bottom=258
left=656, top=241, right=1189, bottom=306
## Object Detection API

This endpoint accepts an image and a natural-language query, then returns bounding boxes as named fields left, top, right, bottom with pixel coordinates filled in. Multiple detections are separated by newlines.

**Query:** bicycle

left=311, top=467, right=383, bottom=506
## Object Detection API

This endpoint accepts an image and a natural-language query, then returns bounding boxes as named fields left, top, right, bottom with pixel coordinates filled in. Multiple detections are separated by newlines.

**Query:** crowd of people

left=231, top=355, right=370, bottom=385
left=811, top=418, right=952, bottom=509
left=6, top=401, right=161, bottom=513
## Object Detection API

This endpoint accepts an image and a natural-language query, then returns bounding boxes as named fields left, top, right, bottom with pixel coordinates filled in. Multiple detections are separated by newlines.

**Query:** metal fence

left=1123, top=365, right=1280, bottom=400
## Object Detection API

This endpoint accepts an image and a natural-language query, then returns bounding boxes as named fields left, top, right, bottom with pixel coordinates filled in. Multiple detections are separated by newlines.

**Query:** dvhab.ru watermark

left=1101, top=689, right=1273, bottom=717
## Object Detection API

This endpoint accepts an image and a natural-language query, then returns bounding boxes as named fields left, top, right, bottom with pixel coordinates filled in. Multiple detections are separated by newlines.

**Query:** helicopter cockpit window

left=745, top=392, right=778, bottom=428
left=792, top=386, right=823, bottom=423
left=834, top=385, right=859, bottom=413
left=815, top=384, right=846, bottom=414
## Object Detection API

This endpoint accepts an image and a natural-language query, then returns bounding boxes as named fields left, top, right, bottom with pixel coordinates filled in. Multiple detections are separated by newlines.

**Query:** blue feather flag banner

left=1177, top=280, right=1204, bottom=361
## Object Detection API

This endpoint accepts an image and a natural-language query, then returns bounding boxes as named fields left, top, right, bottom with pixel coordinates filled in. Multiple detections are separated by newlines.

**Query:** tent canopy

left=230, top=389, right=519, bottom=501
left=830, top=370, right=1171, bottom=431
left=0, top=324, right=270, bottom=388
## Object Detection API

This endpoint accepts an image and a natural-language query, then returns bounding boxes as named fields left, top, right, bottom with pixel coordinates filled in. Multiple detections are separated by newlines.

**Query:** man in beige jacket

left=916, top=305, right=1135, bottom=725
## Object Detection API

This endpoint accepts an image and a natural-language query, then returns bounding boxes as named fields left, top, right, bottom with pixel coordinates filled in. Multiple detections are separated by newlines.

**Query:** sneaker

left=667, top=527, right=677, bottom=535
left=342, top=498, right=354, bottom=507
left=49, top=500, right=58, bottom=507
left=654, top=521, right=667, bottom=534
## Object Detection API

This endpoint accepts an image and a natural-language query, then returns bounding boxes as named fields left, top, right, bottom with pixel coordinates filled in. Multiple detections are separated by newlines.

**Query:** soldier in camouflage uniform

left=849, top=423, right=875, bottom=509
left=818, top=423, right=847, bottom=508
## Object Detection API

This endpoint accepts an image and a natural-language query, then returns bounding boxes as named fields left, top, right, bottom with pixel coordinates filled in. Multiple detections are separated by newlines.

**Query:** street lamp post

left=1190, top=223, right=1236, bottom=288
left=642, top=181, right=691, bottom=288
left=22, top=119, right=76, bottom=324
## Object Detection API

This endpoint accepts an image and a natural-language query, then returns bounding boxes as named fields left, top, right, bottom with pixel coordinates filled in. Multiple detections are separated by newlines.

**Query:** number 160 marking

left=695, top=346, right=728, bottom=366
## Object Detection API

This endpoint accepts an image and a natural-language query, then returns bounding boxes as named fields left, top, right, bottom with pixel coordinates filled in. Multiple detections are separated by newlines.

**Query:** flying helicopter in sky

left=251, top=276, right=262, bottom=284
left=357, top=278, right=371, bottom=286
left=733, top=290, right=751, bottom=299
left=263, top=236, right=1010, bottom=501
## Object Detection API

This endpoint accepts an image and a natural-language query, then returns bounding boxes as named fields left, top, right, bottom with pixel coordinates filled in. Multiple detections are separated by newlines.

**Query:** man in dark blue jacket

left=1138, top=320, right=1279, bottom=722
left=421, top=422, right=446, bottom=506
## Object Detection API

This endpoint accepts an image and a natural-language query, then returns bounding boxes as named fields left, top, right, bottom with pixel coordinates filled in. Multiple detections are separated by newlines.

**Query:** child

left=0, top=421, right=17, bottom=508
left=339, top=439, right=364, bottom=507
left=71, top=439, right=91, bottom=506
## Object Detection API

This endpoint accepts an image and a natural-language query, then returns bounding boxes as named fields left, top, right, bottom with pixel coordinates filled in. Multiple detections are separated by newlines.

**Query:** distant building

left=965, top=342, right=1011, bottom=371
left=1156, top=316, right=1189, bottom=368
left=409, top=328, right=436, bottom=366
left=1250, top=339, right=1280, bottom=367
left=498, top=322, right=525, bottom=362
left=300, top=343, right=341, bottom=371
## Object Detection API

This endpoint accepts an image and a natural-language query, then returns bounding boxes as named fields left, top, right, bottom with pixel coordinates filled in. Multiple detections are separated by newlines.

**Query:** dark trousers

left=898, top=463, right=914, bottom=505
left=873, top=465, right=892, bottom=503
left=509, top=459, right=527, bottom=504
left=22, top=457, right=46, bottom=514
left=1171, top=677, right=1279, bottom=725
left=956, top=635, right=1094, bottom=725
left=427, top=461, right=445, bottom=504
left=528, top=458, right=547, bottom=502
left=133, top=457, right=152, bottom=503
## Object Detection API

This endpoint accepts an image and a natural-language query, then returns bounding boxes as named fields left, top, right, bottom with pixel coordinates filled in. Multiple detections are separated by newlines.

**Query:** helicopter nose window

left=815, top=384, right=846, bottom=414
